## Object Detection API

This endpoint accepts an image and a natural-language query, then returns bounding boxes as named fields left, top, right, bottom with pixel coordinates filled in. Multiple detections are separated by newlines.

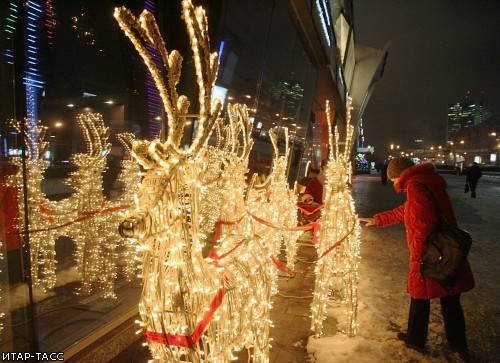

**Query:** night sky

left=353, top=0, right=500, bottom=158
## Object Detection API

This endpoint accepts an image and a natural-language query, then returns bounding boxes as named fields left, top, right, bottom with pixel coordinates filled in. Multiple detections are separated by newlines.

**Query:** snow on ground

left=306, top=173, right=499, bottom=363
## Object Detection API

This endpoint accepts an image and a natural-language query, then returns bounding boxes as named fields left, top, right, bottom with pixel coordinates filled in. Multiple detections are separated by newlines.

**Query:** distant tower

left=447, top=101, right=483, bottom=142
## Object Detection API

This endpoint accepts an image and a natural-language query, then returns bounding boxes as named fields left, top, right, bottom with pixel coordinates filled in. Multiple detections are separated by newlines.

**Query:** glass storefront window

left=1, top=0, right=148, bottom=356
left=217, top=0, right=317, bottom=182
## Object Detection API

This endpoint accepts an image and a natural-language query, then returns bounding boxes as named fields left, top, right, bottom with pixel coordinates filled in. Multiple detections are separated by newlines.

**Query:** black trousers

left=468, top=179, right=478, bottom=195
left=406, top=294, right=468, bottom=351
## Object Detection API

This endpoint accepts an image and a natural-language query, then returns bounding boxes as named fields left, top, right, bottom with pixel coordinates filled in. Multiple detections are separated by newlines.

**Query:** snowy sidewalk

left=307, top=173, right=499, bottom=363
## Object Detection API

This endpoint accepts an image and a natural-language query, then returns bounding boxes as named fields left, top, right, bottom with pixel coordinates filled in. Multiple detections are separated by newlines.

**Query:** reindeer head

left=116, top=1, right=223, bottom=239
left=324, top=98, right=355, bottom=192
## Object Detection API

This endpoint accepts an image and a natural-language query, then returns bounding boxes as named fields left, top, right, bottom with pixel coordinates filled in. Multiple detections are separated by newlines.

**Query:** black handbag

left=419, top=184, right=472, bottom=289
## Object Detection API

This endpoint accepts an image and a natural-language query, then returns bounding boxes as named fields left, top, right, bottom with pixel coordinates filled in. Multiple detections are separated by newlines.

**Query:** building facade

left=447, top=100, right=484, bottom=143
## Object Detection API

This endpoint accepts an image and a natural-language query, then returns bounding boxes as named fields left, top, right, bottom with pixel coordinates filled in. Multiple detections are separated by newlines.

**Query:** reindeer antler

left=326, top=98, right=354, bottom=161
left=226, top=104, right=254, bottom=161
left=9, top=119, right=48, bottom=161
left=114, top=0, right=221, bottom=165
left=76, top=113, right=111, bottom=158
left=116, top=132, right=136, bottom=155
left=269, top=127, right=290, bottom=161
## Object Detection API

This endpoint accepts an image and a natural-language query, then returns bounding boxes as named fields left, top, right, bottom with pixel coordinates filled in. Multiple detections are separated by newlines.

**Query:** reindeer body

left=122, top=155, right=271, bottom=362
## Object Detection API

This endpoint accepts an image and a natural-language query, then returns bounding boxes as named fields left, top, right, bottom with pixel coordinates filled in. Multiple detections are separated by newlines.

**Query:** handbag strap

left=417, top=182, right=445, bottom=224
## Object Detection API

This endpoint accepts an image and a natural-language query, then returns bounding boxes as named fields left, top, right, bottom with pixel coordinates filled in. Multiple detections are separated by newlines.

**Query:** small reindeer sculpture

left=113, top=133, right=142, bottom=281
left=115, top=2, right=271, bottom=361
left=203, top=103, right=255, bottom=239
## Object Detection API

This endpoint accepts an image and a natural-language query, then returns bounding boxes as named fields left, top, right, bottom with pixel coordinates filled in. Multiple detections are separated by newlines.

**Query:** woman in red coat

left=360, top=157, right=474, bottom=355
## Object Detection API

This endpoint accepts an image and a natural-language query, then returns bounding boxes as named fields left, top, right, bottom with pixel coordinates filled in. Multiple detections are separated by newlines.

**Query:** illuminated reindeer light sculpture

left=66, top=113, right=118, bottom=298
left=208, top=104, right=254, bottom=238
left=247, top=127, right=300, bottom=271
left=113, top=133, right=142, bottom=281
left=7, top=120, right=60, bottom=291
left=198, top=120, right=226, bottom=241
left=115, top=2, right=271, bottom=361
left=310, top=99, right=361, bottom=337
left=267, top=128, right=301, bottom=270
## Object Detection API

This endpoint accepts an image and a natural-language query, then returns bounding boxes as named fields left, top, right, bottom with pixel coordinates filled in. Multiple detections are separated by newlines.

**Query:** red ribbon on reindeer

left=144, top=286, right=225, bottom=348
left=213, top=215, right=246, bottom=243
left=209, top=237, right=250, bottom=262
left=246, top=210, right=322, bottom=244
left=26, top=204, right=131, bottom=234
left=296, top=203, right=323, bottom=216
left=38, top=203, right=55, bottom=224
left=202, top=175, right=222, bottom=186
left=255, top=221, right=356, bottom=275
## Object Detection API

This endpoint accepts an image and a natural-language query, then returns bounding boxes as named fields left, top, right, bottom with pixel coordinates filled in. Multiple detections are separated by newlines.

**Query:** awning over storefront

left=350, top=42, right=391, bottom=127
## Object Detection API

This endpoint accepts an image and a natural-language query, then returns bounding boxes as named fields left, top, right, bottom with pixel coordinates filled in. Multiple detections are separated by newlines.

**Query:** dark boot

left=397, top=332, right=426, bottom=353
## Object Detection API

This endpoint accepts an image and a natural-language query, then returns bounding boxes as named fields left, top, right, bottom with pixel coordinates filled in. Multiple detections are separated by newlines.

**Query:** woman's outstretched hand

left=359, top=217, right=376, bottom=227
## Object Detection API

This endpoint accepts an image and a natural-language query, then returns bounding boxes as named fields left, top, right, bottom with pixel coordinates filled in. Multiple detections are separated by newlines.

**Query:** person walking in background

left=359, top=157, right=474, bottom=357
left=465, top=162, right=482, bottom=198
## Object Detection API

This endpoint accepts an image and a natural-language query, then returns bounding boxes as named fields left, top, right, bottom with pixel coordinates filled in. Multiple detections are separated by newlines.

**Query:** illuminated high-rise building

left=447, top=101, right=484, bottom=142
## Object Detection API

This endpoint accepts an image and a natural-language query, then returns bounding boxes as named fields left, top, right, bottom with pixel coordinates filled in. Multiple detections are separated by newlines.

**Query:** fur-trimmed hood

left=394, top=162, right=447, bottom=193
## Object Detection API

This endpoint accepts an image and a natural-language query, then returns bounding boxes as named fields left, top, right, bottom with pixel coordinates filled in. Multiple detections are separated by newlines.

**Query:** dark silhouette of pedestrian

left=465, top=162, right=482, bottom=198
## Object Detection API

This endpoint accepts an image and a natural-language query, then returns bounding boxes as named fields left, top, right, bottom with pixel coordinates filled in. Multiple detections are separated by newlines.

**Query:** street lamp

left=448, top=141, right=457, bottom=170
left=489, top=131, right=499, bottom=167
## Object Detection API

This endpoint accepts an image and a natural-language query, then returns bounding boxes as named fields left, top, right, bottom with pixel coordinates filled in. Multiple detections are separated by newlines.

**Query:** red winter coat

left=374, top=163, right=475, bottom=299
left=304, top=177, right=323, bottom=205
left=1, top=165, right=21, bottom=251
